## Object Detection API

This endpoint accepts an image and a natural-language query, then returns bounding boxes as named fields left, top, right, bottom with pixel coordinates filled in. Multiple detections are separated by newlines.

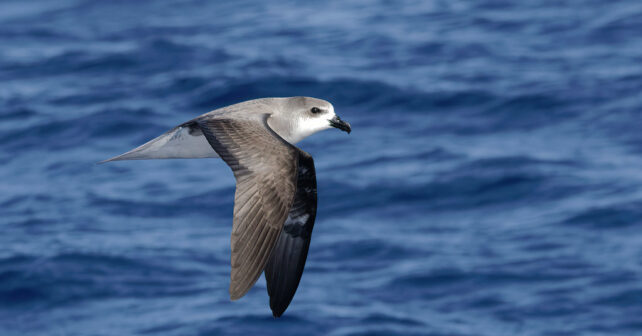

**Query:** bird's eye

left=310, top=107, right=321, bottom=114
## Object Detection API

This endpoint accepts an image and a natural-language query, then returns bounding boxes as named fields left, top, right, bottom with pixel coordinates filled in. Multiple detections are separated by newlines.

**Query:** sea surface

left=1, top=0, right=642, bottom=335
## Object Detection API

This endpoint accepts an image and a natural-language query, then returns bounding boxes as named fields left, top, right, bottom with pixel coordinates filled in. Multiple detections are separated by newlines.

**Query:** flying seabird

left=102, top=97, right=351, bottom=317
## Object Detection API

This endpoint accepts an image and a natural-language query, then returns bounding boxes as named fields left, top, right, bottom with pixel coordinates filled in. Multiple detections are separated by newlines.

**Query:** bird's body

left=102, top=97, right=351, bottom=317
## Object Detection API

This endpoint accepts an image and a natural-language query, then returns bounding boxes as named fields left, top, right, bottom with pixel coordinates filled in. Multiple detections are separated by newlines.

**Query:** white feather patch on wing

left=100, top=125, right=219, bottom=163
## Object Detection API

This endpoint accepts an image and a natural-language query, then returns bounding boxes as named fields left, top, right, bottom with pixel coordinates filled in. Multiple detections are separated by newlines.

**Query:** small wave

left=0, top=252, right=211, bottom=308
left=562, top=201, right=642, bottom=229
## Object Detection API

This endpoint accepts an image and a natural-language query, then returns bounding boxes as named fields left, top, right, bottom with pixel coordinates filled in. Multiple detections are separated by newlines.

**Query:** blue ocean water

left=1, top=0, right=642, bottom=335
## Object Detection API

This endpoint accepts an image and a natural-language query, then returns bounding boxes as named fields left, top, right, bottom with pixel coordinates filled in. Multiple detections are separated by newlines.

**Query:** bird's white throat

left=269, top=109, right=335, bottom=144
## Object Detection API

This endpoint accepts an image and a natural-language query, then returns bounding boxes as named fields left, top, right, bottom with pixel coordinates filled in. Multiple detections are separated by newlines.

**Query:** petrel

left=102, top=97, right=351, bottom=317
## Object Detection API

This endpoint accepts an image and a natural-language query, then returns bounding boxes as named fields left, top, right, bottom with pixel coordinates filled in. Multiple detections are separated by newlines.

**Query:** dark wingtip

left=270, top=300, right=288, bottom=318
left=270, top=306, right=288, bottom=318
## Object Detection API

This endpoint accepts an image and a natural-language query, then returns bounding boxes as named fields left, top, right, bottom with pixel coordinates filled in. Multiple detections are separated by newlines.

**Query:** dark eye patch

left=310, top=107, right=321, bottom=114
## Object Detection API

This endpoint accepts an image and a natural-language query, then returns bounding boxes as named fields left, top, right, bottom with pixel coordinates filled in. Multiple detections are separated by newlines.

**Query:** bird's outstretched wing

left=264, top=151, right=317, bottom=317
left=196, top=115, right=300, bottom=300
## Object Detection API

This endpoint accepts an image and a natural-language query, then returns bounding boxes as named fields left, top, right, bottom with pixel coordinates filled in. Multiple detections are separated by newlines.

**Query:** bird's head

left=271, top=96, right=351, bottom=144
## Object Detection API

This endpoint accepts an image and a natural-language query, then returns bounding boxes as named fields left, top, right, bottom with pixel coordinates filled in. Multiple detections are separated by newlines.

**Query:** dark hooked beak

left=329, top=115, right=351, bottom=134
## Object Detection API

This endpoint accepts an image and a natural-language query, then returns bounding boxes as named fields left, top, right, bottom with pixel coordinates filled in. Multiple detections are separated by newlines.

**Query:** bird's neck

left=267, top=115, right=299, bottom=144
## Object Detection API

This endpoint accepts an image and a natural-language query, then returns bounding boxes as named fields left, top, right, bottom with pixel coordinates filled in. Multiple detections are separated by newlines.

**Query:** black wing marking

left=264, top=151, right=317, bottom=317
